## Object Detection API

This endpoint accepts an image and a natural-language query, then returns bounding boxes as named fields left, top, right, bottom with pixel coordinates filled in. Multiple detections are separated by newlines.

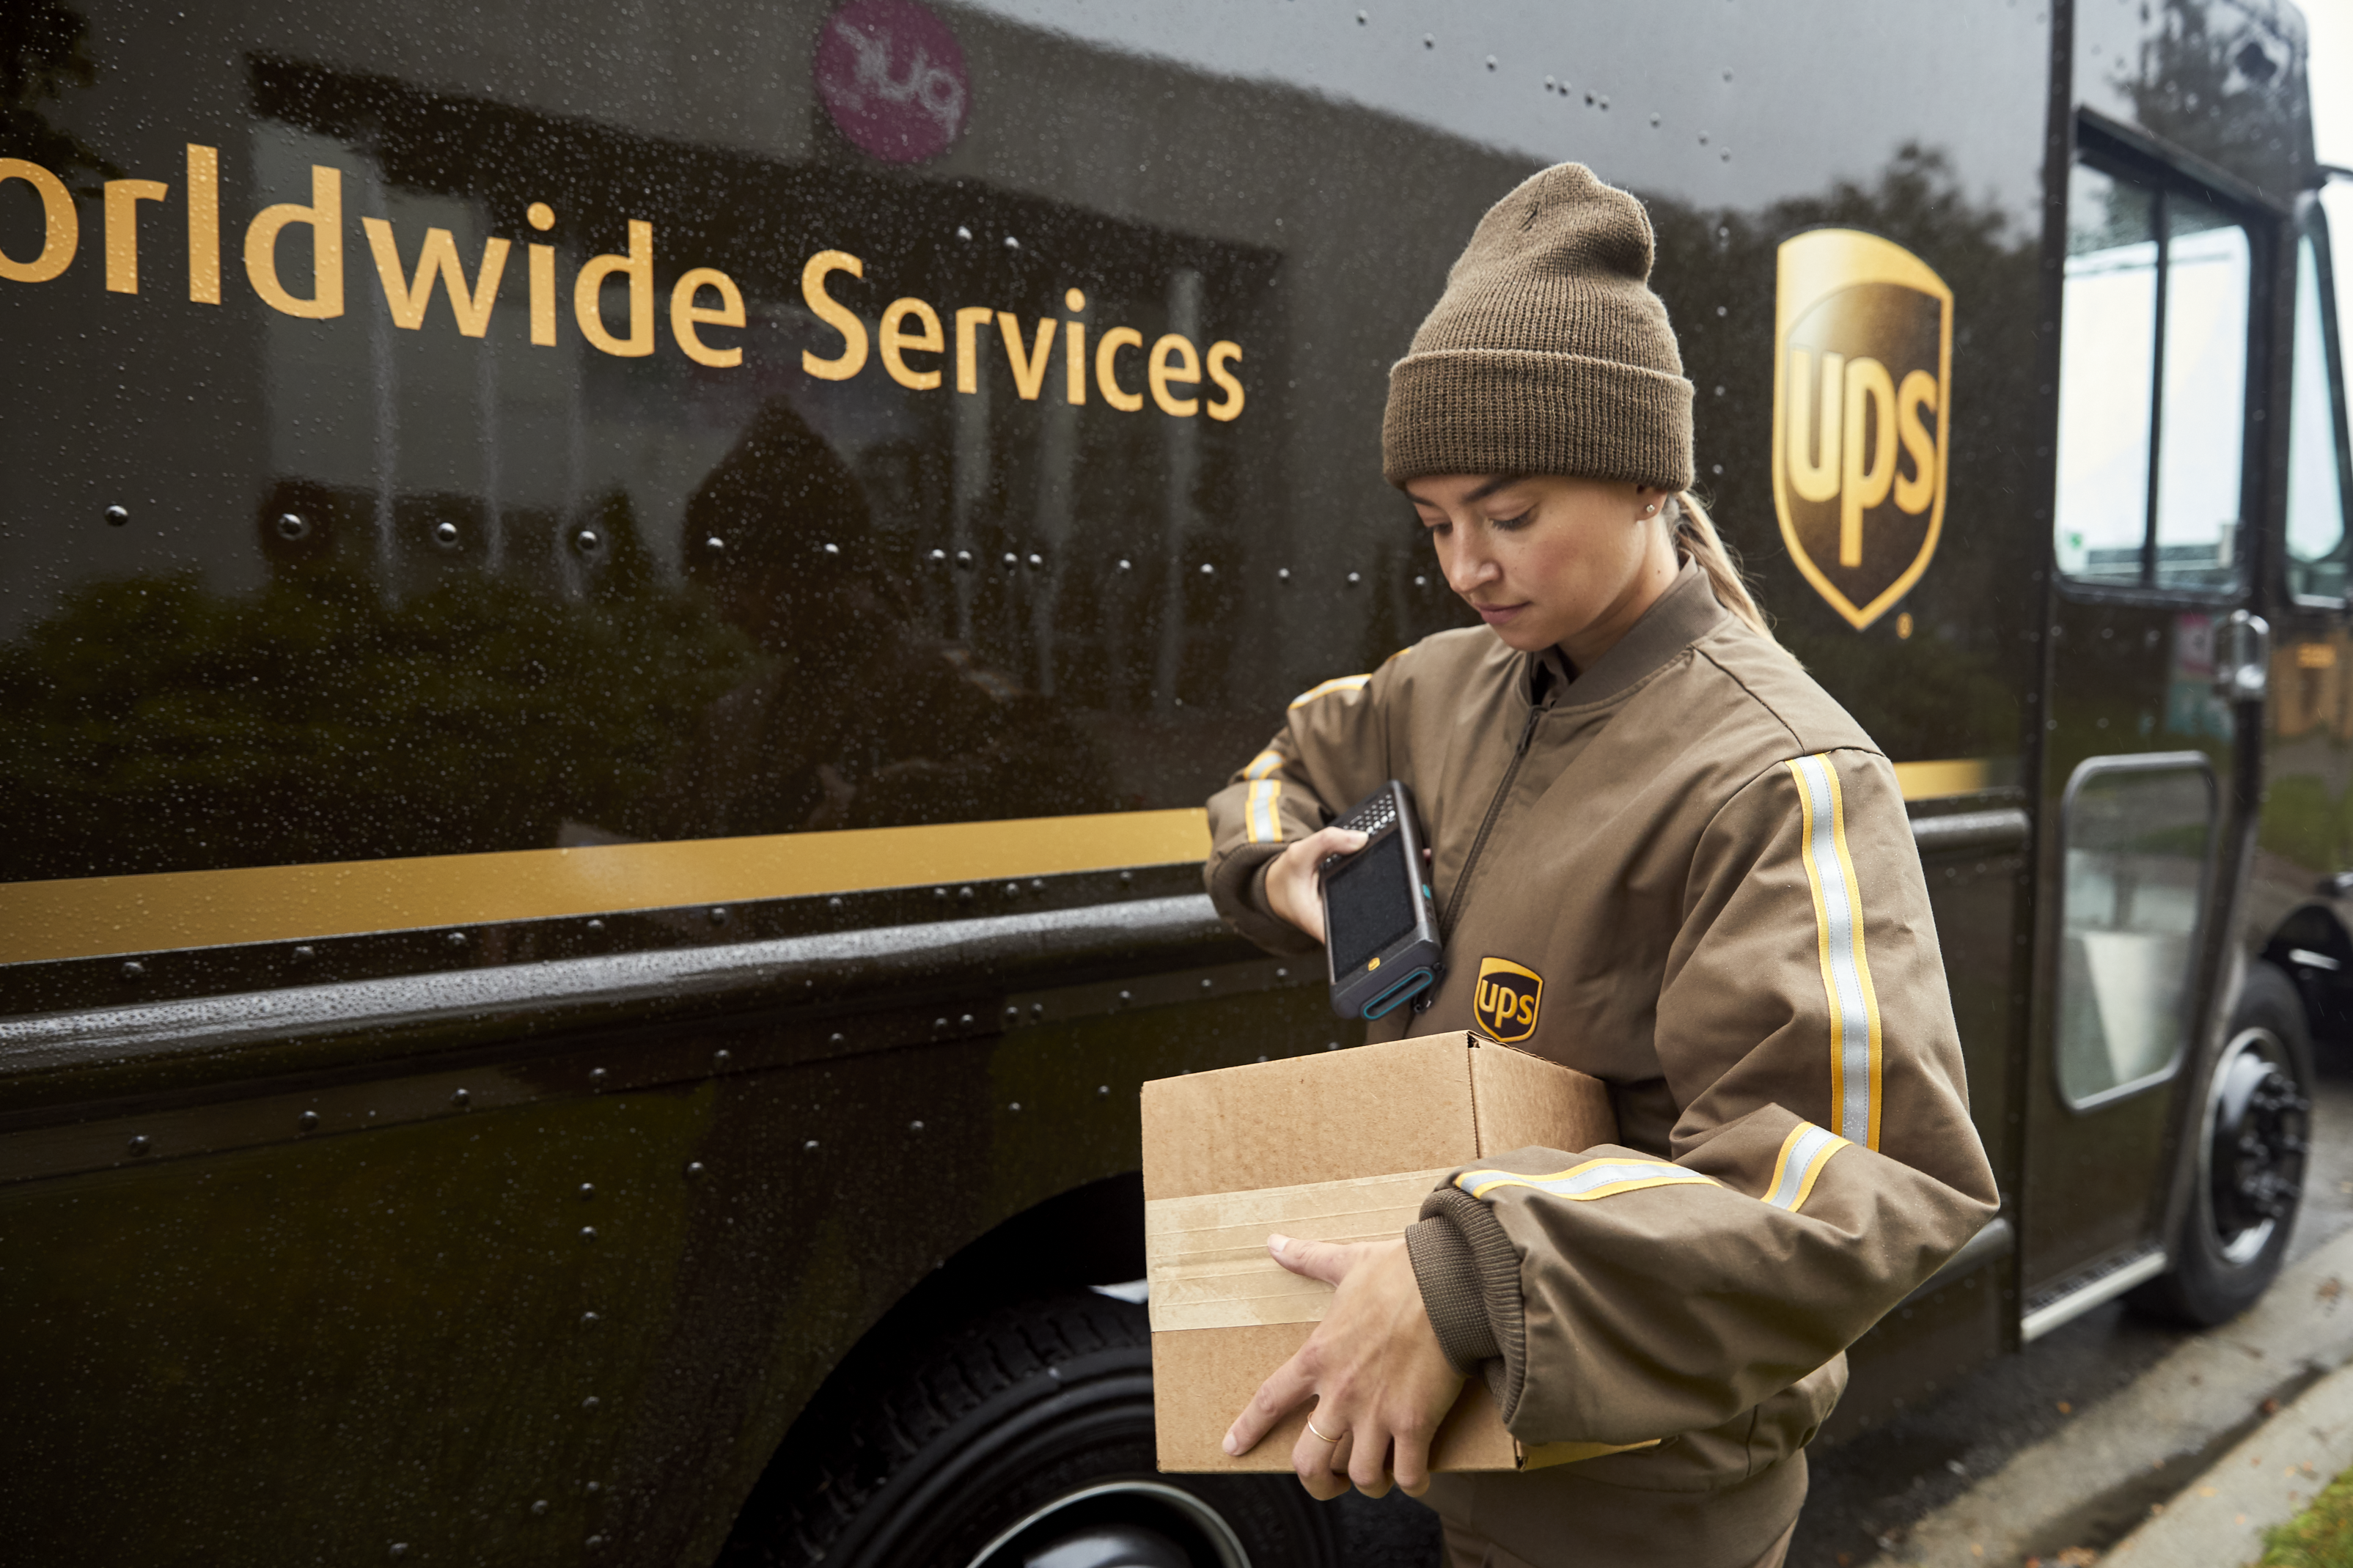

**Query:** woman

left=1203, top=163, right=1995, bottom=1568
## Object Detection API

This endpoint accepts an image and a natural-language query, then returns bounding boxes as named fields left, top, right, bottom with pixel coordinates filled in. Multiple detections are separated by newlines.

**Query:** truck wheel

left=2135, top=960, right=2314, bottom=1326
left=740, top=1290, right=1339, bottom=1567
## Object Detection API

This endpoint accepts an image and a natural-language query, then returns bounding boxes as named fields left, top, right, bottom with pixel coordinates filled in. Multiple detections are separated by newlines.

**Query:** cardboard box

left=1141, top=1031, right=1625, bottom=1473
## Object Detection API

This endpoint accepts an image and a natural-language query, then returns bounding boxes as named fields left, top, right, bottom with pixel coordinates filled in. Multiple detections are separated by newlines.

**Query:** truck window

left=2055, top=756, right=2217, bottom=1108
left=2154, top=195, right=2250, bottom=589
left=2286, top=204, right=2352, bottom=602
left=2055, top=166, right=2157, bottom=585
left=2053, top=162, right=2253, bottom=592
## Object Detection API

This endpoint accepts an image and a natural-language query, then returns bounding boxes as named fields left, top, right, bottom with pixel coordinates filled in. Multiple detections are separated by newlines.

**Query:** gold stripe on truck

left=0, top=758, right=2000, bottom=965
left=0, top=808, right=1213, bottom=965
left=1890, top=757, right=1993, bottom=799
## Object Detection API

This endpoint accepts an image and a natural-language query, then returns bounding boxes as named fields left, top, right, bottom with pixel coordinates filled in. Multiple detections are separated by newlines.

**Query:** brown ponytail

left=1668, top=490, right=1777, bottom=646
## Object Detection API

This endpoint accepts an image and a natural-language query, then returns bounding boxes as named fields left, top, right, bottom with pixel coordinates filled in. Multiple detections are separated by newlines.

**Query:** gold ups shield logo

left=1772, top=229, right=1953, bottom=630
left=1472, top=957, right=1543, bottom=1044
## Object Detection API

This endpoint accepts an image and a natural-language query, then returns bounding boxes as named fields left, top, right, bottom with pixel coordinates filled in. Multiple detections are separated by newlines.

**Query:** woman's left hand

left=1221, top=1234, right=1466, bottom=1499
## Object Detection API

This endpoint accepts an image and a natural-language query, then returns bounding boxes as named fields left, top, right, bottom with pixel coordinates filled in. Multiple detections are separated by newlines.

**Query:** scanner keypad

left=1337, top=792, right=1397, bottom=836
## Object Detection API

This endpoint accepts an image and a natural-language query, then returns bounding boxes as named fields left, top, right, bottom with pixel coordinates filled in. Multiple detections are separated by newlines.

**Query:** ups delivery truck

left=3, top=0, right=2350, bottom=1562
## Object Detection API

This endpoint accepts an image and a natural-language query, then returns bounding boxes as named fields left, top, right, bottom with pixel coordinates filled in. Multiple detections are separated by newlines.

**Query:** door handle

left=2214, top=609, right=2271, bottom=703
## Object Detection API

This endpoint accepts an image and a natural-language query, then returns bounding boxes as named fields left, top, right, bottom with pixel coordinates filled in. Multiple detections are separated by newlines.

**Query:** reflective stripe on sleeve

left=1785, top=753, right=1885, bottom=1149
left=1287, top=673, right=1372, bottom=710
left=1242, top=749, right=1284, bottom=844
left=1761, top=1121, right=1850, bottom=1212
left=1456, top=1158, right=1719, bottom=1203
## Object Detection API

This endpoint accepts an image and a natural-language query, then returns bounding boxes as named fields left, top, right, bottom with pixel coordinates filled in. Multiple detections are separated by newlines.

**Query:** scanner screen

left=1326, top=836, right=1417, bottom=973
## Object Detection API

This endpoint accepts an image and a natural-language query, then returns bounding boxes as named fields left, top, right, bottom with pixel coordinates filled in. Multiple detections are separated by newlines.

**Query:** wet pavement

left=2099, top=1353, right=2353, bottom=1568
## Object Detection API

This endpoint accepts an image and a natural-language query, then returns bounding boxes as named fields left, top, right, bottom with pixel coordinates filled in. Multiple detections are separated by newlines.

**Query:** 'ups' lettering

left=1785, top=350, right=1934, bottom=564
left=1472, top=957, right=1544, bottom=1044
left=1772, top=229, right=1953, bottom=630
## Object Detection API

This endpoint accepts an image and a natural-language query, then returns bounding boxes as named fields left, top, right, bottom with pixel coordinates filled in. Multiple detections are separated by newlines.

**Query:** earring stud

left=1642, top=503, right=1657, bottom=515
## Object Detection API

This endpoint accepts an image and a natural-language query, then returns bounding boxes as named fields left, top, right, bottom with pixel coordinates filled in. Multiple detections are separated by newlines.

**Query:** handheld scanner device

left=1318, top=781, right=1445, bottom=1020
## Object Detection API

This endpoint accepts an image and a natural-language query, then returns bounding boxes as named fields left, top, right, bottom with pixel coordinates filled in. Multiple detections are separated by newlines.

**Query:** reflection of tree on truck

left=625, top=397, right=1115, bottom=838
left=0, top=399, right=1115, bottom=882
left=0, top=552, right=760, bottom=882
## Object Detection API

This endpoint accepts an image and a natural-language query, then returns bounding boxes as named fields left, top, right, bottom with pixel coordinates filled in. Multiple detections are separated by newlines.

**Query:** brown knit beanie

left=1382, top=163, right=1694, bottom=493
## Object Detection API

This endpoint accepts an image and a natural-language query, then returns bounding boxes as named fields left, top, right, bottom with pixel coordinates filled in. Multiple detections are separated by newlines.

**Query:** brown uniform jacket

left=1204, top=566, right=1998, bottom=1505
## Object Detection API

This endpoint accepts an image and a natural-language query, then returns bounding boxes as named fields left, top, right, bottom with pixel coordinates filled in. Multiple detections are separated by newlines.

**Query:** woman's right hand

left=1263, top=825, right=1369, bottom=943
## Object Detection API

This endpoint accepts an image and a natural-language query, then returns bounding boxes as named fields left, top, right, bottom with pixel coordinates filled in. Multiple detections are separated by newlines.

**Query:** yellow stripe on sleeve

left=1826, top=766, right=1884, bottom=1149
left=1242, top=749, right=1285, bottom=844
left=1287, top=673, right=1372, bottom=710
left=1761, top=1121, right=1851, bottom=1212
left=1784, top=754, right=1884, bottom=1149
left=1456, top=1157, right=1719, bottom=1203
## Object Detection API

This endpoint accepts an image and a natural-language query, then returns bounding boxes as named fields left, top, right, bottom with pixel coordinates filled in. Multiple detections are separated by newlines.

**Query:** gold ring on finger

left=1306, top=1418, right=1344, bottom=1444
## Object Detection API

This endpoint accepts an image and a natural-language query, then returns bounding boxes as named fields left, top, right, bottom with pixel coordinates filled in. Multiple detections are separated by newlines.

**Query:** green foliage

left=2260, top=1462, right=2353, bottom=1567
left=0, top=565, right=763, bottom=881
left=2261, top=773, right=2349, bottom=875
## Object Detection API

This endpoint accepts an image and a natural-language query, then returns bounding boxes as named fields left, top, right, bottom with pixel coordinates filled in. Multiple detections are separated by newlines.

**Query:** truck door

left=2024, top=120, right=2274, bottom=1332
left=2258, top=183, right=2353, bottom=1092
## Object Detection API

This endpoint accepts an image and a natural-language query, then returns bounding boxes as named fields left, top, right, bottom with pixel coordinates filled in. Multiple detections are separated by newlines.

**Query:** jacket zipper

left=1440, top=702, right=1543, bottom=940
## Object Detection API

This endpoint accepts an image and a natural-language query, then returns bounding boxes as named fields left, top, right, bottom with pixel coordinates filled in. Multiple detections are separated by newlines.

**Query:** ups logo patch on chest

left=1473, top=957, right=1543, bottom=1044
left=1772, top=228, right=1953, bottom=630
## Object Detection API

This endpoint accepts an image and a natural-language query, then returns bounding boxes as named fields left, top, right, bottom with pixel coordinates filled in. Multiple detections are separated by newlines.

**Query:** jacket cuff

left=1414, top=1188, right=1529, bottom=1421
left=1404, top=1217, right=1497, bottom=1370
left=1203, top=845, right=1320, bottom=956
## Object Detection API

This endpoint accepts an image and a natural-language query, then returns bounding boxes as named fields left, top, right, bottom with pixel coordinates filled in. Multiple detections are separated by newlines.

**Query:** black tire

left=728, top=1290, right=1340, bottom=1568
left=2134, top=960, right=2315, bottom=1326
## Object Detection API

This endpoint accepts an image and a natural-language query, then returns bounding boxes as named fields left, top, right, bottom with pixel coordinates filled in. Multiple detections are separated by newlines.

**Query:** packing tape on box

left=1144, top=1167, right=1455, bottom=1333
